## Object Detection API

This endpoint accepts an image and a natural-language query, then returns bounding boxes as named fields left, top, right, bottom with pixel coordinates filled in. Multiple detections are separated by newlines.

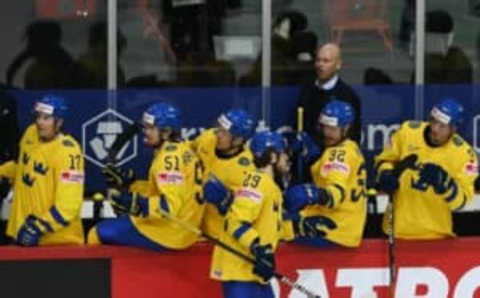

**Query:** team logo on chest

left=34, top=161, right=49, bottom=175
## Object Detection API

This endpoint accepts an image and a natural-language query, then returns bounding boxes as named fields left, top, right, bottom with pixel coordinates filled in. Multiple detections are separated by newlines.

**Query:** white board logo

left=82, top=109, right=138, bottom=167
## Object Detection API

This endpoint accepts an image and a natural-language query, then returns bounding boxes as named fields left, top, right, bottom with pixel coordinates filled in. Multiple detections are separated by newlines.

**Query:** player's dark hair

left=253, top=148, right=276, bottom=168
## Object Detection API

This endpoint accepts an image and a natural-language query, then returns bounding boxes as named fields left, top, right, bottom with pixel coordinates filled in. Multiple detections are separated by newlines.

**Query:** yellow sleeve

left=374, top=122, right=406, bottom=173
left=129, top=180, right=149, bottom=196
left=280, top=219, right=295, bottom=241
left=39, top=144, right=85, bottom=232
left=225, top=186, right=264, bottom=249
left=189, top=129, right=216, bottom=154
left=446, top=146, right=478, bottom=211
left=0, top=161, right=16, bottom=182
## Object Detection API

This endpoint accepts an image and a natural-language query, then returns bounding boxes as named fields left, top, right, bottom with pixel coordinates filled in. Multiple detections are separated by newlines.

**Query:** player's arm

left=224, top=185, right=264, bottom=250
left=420, top=146, right=478, bottom=211
left=41, top=146, right=85, bottom=232
left=0, top=160, right=16, bottom=182
left=374, top=122, right=406, bottom=173
left=187, top=128, right=214, bottom=153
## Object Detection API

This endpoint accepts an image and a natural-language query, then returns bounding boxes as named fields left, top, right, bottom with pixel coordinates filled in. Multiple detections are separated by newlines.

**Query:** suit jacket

left=297, top=78, right=362, bottom=145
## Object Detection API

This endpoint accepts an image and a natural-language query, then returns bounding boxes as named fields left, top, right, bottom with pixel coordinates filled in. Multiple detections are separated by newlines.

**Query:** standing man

left=297, top=43, right=362, bottom=145
left=375, top=98, right=478, bottom=239
left=0, top=95, right=85, bottom=246
left=88, top=102, right=205, bottom=251
left=284, top=100, right=367, bottom=248
left=189, top=108, right=256, bottom=239
left=210, top=131, right=290, bottom=298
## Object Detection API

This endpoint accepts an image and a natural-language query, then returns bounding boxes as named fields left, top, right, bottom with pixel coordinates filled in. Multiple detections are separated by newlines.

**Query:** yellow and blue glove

left=109, top=189, right=149, bottom=217
left=203, top=175, right=233, bottom=215
left=17, top=215, right=52, bottom=246
left=285, top=183, right=332, bottom=211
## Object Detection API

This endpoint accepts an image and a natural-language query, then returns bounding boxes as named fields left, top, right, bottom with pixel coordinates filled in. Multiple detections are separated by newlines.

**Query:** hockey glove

left=17, top=215, right=51, bottom=246
left=293, top=215, right=337, bottom=238
left=376, top=170, right=400, bottom=194
left=102, top=163, right=135, bottom=189
left=203, top=175, right=233, bottom=215
left=297, top=132, right=322, bottom=164
left=250, top=240, right=275, bottom=282
left=109, top=189, right=149, bottom=217
left=285, top=183, right=331, bottom=212
left=285, top=132, right=321, bottom=164
left=419, top=163, right=454, bottom=194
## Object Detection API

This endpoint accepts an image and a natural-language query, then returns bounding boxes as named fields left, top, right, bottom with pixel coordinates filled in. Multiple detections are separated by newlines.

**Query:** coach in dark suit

left=297, top=43, right=362, bottom=146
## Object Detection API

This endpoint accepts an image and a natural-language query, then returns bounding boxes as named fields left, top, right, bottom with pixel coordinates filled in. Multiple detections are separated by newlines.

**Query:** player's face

left=35, top=112, right=61, bottom=142
left=215, top=126, right=240, bottom=151
left=143, top=123, right=161, bottom=147
left=315, top=47, right=340, bottom=82
left=429, top=118, right=454, bottom=146
left=275, top=151, right=291, bottom=175
left=321, top=124, right=344, bottom=147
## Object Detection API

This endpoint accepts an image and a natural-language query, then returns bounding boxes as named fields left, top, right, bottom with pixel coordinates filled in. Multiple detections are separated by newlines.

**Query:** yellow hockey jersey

left=210, top=169, right=283, bottom=283
left=297, top=139, right=367, bottom=247
left=375, top=121, right=478, bottom=239
left=130, top=140, right=205, bottom=249
left=190, top=128, right=255, bottom=239
left=2, top=124, right=85, bottom=245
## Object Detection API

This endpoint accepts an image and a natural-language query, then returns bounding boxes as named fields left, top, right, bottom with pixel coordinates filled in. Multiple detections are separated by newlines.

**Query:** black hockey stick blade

left=107, top=122, right=141, bottom=162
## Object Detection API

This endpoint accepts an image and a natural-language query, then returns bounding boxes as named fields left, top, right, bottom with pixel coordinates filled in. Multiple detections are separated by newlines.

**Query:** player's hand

left=285, top=183, right=331, bottom=212
left=290, top=132, right=321, bottom=164
left=102, top=163, right=135, bottom=189
left=17, top=215, right=48, bottom=246
left=376, top=170, right=399, bottom=194
left=203, top=175, right=233, bottom=215
left=293, top=215, right=337, bottom=238
left=250, top=241, right=275, bottom=282
left=419, top=163, right=452, bottom=194
left=109, top=189, right=148, bottom=217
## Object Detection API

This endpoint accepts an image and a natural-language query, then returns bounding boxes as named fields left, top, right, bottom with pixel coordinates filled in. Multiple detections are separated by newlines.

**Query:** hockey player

left=210, top=131, right=289, bottom=298
left=189, top=108, right=256, bottom=239
left=284, top=100, right=367, bottom=247
left=375, top=98, right=478, bottom=239
left=0, top=95, right=85, bottom=246
left=88, top=102, right=205, bottom=250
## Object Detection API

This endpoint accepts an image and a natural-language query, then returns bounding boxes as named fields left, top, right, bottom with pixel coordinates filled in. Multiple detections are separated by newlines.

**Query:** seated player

left=283, top=100, right=367, bottom=248
left=0, top=95, right=85, bottom=246
left=88, top=102, right=205, bottom=251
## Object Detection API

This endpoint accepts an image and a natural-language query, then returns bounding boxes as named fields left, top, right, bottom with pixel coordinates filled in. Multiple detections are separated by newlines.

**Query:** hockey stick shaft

left=107, top=122, right=141, bottom=163
left=385, top=154, right=418, bottom=291
left=156, top=208, right=321, bottom=298
left=296, top=107, right=304, bottom=183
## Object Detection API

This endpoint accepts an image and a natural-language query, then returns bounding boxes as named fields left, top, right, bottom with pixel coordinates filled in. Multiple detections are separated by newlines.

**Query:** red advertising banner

left=35, top=0, right=96, bottom=18
left=1, top=238, right=480, bottom=298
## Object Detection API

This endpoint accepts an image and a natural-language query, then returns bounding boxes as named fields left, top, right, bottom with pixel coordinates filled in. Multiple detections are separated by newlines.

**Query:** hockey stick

left=107, top=122, right=141, bottom=163
left=296, top=107, right=304, bottom=183
left=384, top=154, right=418, bottom=292
left=155, top=207, right=322, bottom=298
